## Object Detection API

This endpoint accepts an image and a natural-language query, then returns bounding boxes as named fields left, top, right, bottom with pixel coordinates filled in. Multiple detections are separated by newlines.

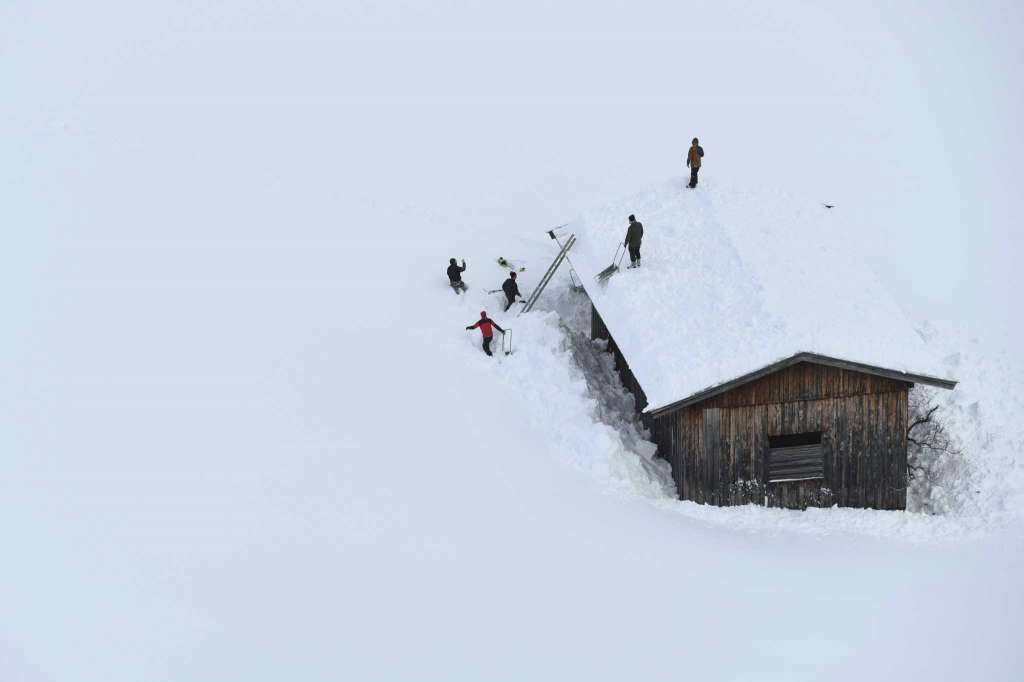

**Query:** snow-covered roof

left=566, top=178, right=956, bottom=414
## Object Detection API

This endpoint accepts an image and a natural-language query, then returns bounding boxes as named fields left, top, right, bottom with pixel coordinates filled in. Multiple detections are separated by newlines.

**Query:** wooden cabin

left=591, top=305, right=956, bottom=510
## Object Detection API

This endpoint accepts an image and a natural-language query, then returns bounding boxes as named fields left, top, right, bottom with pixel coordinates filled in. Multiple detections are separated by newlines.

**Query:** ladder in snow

left=520, top=230, right=576, bottom=315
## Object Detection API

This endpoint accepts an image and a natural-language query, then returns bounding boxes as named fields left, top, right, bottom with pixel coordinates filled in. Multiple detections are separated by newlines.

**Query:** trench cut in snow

left=565, top=178, right=956, bottom=413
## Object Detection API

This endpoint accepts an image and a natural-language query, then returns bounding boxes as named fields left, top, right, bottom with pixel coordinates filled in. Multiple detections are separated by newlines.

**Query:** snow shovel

left=595, top=244, right=626, bottom=283
left=502, top=329, right=512, bottom=356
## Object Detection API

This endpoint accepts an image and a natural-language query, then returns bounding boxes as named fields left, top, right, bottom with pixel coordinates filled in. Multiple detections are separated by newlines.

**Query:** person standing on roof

left=688, top=136, right=704, bottom=187
left=686, top=137, right=704, bottom=188
left=623, top=214, right=644, bottom=268
left=466, top=311, right=505, bottom=356
left=447, top=258, right=467, bottom=294
left=502, top=271, right=522, bottom=312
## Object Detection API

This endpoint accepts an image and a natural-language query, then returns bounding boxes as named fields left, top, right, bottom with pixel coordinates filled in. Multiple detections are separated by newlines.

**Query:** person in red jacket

left=466, top=311, right=505, bottom=356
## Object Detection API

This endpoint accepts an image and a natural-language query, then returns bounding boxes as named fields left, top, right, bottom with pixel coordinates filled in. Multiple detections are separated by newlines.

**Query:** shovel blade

left=595, top=264, right=618, bottom=282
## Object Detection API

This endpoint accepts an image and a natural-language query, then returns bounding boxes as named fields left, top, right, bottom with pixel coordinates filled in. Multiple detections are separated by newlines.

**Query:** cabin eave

left=646, top=352, right=957, bottom=418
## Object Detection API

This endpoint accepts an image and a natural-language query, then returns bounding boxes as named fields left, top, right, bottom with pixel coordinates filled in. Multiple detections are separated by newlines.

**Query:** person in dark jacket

left=502, top=271, right=521, bottom=311
left=686, top=137, right=704, bottom=188
left=623, top=214, right=644, bottom=268
left=466, top=311, right=505, bottom=356
left=447, top=258, right=467, bottom=294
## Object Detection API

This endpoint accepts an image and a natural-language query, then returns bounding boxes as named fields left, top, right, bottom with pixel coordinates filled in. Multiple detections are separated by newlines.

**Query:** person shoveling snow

left=466, top=311, right=506, bottom=357
left=623, top=214, right=643, bottom=268
left=595, top=214, right=643, bottom=282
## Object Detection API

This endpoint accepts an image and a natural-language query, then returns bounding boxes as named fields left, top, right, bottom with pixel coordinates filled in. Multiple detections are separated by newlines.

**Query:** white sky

left=4, top=1, right=1020, bottom=349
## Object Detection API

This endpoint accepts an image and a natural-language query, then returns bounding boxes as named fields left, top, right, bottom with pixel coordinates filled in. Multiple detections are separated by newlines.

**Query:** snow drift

left=567, top=177, right=954, bottom=413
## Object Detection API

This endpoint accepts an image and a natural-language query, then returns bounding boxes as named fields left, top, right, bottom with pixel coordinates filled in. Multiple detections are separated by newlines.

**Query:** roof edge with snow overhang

left=644, top=352, right=958, bottom=417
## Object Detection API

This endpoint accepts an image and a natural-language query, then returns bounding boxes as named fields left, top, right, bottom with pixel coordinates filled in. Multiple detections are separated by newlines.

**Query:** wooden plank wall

left=698, top=362, right=910, bottom=408
left=652, top=365, right=910, bottom=510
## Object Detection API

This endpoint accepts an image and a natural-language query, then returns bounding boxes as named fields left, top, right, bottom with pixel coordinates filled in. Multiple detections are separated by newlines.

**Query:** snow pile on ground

left=566, top=177, right=953, bottom=412
left=436, top=286, right=674, bottom=500
left=909, top=320, right=1024, bottom=521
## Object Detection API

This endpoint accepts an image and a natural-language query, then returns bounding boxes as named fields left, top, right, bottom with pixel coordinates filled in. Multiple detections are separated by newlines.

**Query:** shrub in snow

left=906, top=386, right=970, bottom=515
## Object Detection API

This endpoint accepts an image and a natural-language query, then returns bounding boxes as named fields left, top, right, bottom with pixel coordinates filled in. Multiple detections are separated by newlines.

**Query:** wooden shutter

left=767, top=443, right=824, bottom=483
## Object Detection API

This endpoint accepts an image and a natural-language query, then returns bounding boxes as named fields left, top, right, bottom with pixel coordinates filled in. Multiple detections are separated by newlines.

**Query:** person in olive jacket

left=623, top=214, right=644, bottom=268
left=687, top=137, right=704, bottom=188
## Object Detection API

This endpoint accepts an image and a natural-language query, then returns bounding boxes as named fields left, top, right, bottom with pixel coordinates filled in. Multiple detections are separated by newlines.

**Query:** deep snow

left=3, top=2, right=1024, bottom=681
left=487, top=221, right=1024, bottom=539
left=568, top=177, right=953, bottom=412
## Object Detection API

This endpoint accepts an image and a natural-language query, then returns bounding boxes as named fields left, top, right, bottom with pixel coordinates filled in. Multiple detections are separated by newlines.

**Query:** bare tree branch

left=906, top=386, right=964, bottom=514
left=907, top=404, right=940, bottom=435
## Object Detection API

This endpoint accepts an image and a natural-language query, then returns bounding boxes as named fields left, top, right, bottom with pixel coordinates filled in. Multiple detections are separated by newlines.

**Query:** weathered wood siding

left=695, top=362, right=910, bottom=409
left=650, top=387, right=909, bottom=509
left=591, top=303, right=911, bottom=510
